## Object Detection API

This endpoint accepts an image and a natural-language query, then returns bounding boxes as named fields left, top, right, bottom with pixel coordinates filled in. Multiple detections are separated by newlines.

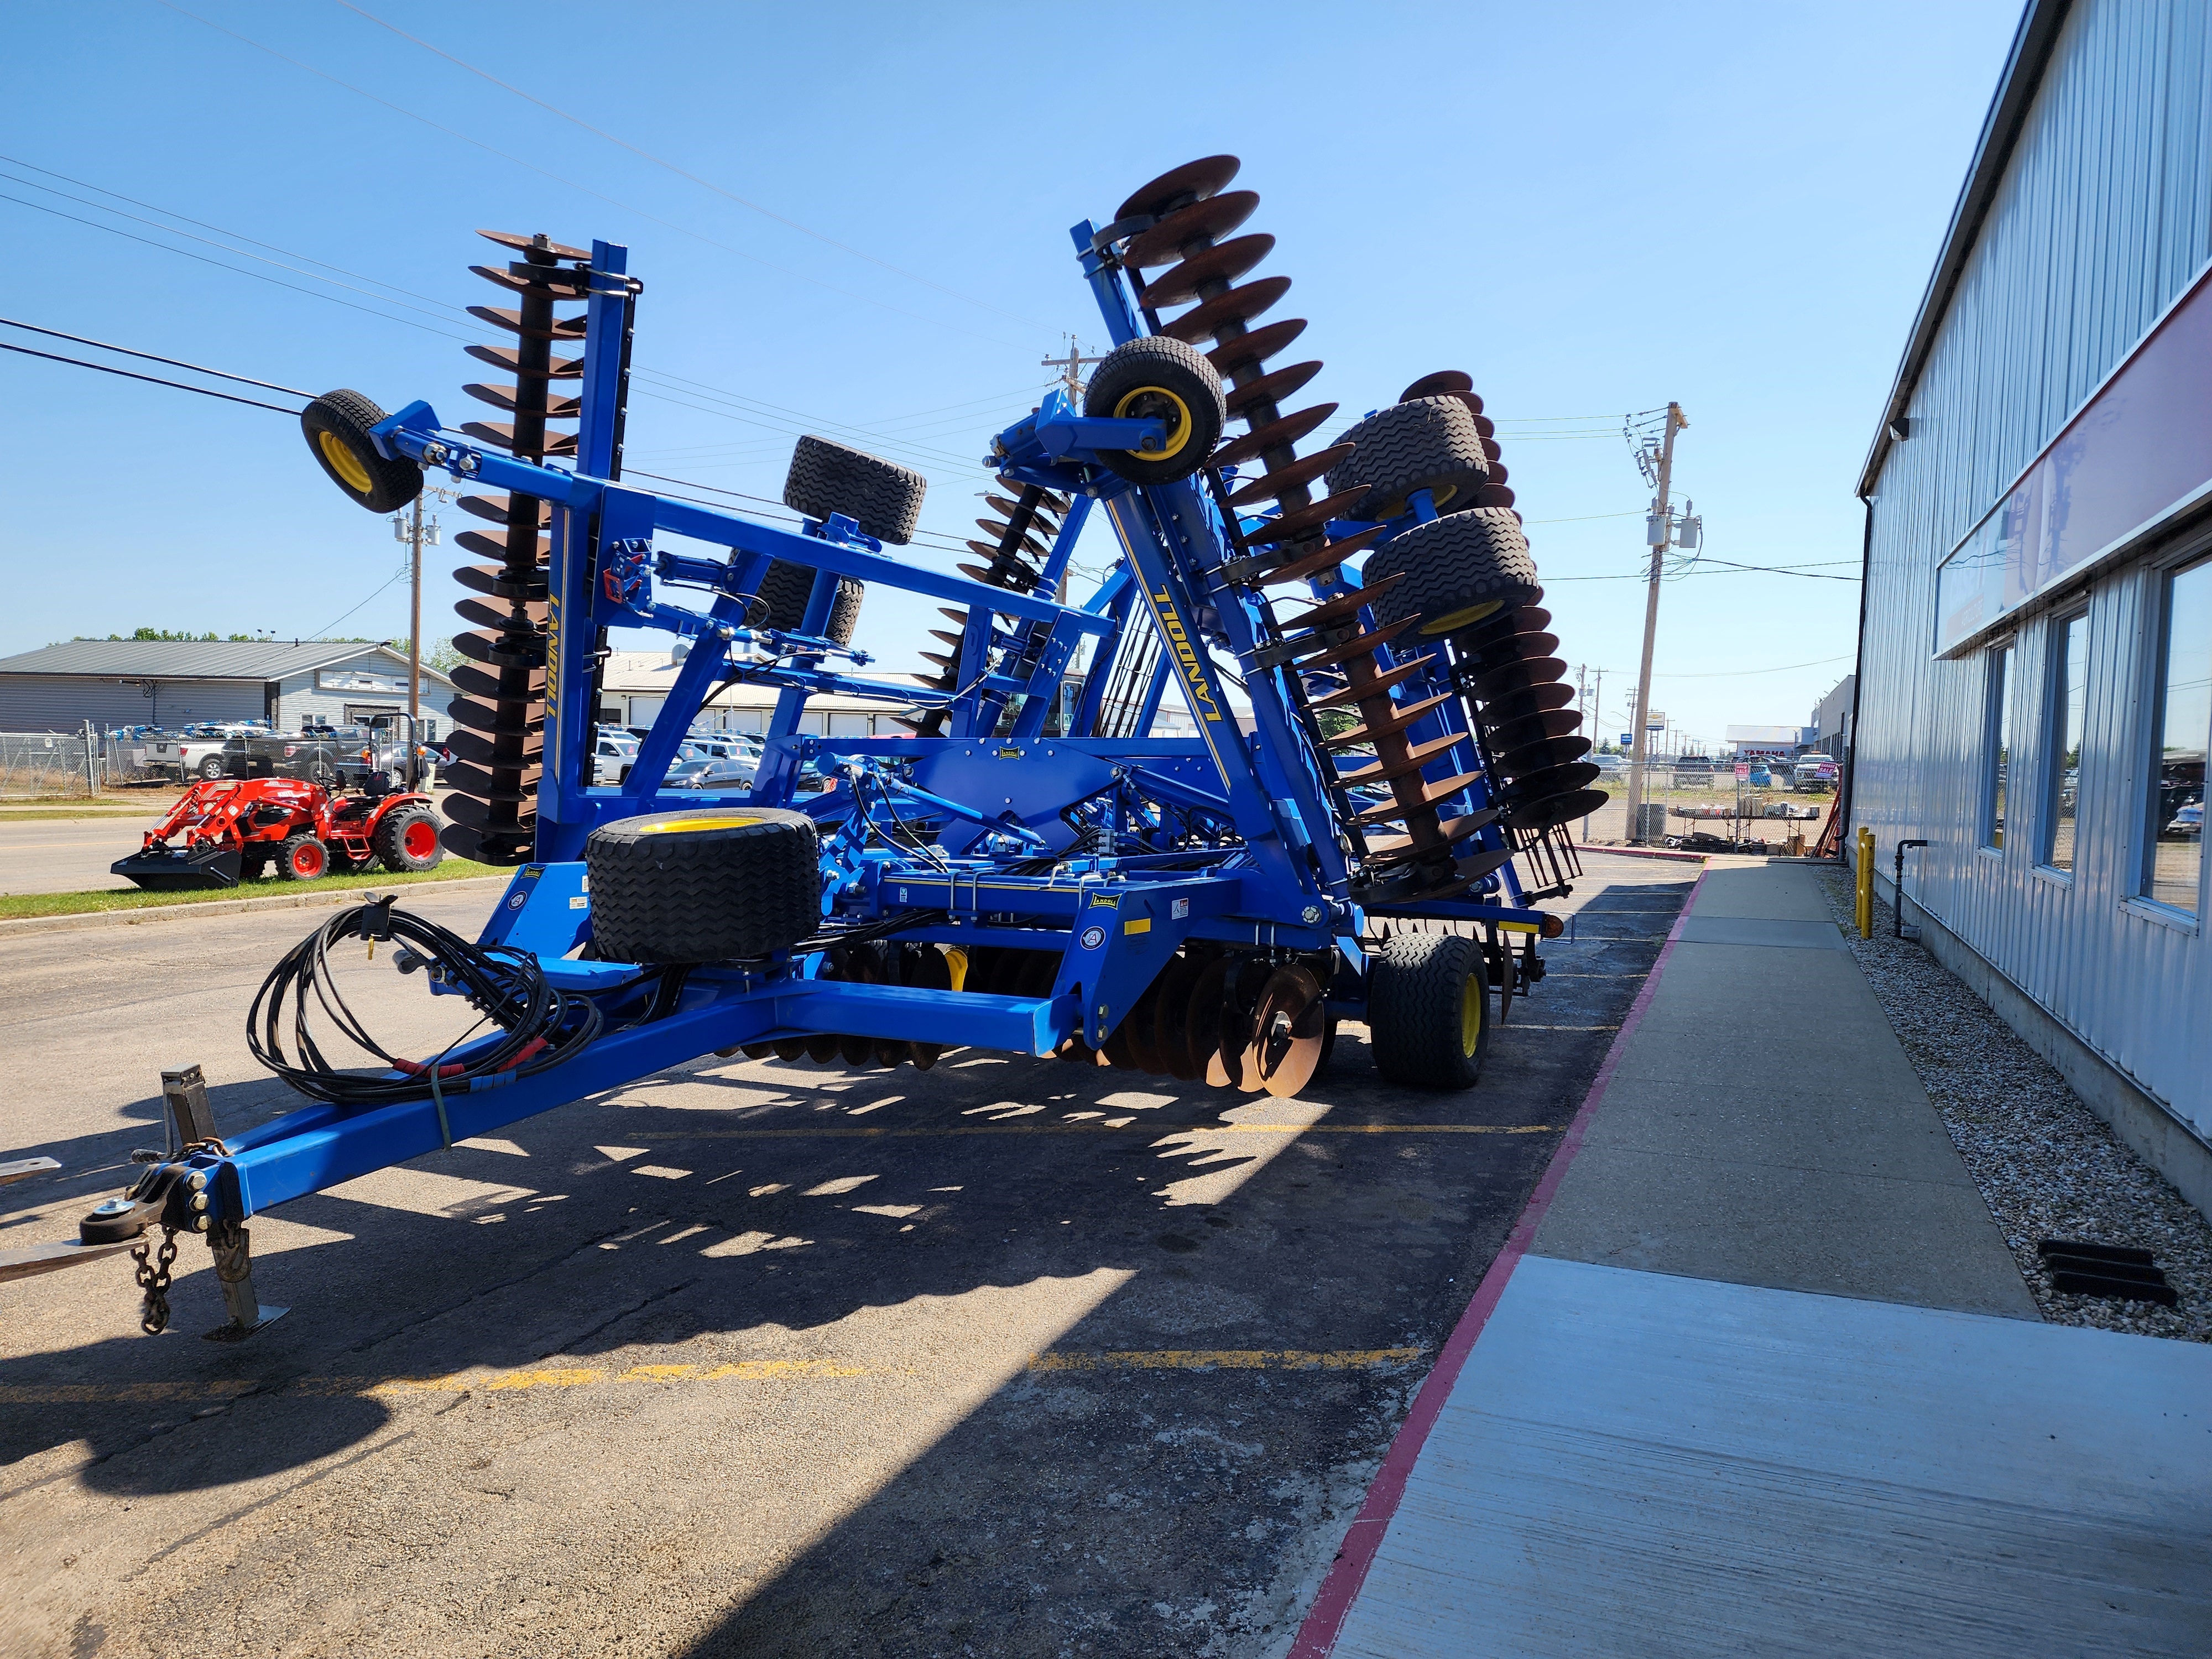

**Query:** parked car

left=1794, top=757, right=1840, bottom=792
left=666, top=757, right=756, bottom=792
left=2167, top=800, right=2204, bottom=839
left=1673, top=755, right=1714, bottom=774
left=1746, top=764, right=1776, bottom=789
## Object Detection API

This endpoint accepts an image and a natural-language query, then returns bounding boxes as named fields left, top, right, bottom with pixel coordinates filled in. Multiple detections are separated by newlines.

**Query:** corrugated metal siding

left=1859, top=0, right=2212, bottom=1142
left=0, top=677, right=265, bottom=731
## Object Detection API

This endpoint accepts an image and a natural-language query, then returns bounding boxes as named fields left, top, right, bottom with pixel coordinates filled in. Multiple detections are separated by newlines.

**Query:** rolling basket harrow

left=6, top=158, right=1601, bottom=1335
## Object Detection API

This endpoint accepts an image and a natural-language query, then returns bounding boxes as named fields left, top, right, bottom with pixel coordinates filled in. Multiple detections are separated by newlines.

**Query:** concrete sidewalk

left=1298, top=860, right=2212, bottom=1658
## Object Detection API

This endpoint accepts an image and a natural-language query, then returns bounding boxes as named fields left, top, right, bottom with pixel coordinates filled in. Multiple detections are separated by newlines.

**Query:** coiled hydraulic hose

left=247, top=896, right=603, bottom=1107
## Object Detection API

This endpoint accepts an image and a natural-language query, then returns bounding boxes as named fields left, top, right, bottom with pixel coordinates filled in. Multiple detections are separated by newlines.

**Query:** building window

left=2044, top=613, right=2087, bottom=872
left=2142, top=559, right=2211, bottom=912
left=1981, top=642, right=2014, bottom=850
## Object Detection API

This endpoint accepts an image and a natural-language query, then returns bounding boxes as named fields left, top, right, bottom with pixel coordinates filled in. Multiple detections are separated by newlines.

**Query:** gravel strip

left=1817, top=868, right=2210, bottom=1342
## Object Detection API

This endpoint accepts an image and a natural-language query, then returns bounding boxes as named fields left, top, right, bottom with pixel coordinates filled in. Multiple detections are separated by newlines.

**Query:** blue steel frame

left=143, top=228, right=1559, bottom=1240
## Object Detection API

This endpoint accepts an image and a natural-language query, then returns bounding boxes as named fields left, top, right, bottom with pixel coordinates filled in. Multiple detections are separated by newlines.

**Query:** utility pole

left=393, top=491, right=447, bottom=730
left=1042, top=336, right=1105, bottom=397
left=1623, top=403, right=1688, bottom=842
left=406, top=494, right=424, bottom=728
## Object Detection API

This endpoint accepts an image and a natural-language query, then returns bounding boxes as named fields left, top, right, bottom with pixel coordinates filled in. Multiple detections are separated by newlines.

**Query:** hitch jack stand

left=204, top=1222, right=285, bottom=1343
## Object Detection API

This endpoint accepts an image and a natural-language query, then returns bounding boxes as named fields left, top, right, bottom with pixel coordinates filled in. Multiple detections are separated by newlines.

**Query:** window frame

left=1979, top=638, right=2015, bottom=854
left=2038, top=608, right=2089, bottom=876
left=2133, top=552, right=2212, bottom=916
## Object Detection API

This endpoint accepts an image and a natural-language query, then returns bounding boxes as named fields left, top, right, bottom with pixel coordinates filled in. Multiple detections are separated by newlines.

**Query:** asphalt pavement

left=0, top=812, right=156, bottom=894
left=0, top=856, right=1690, bottom=1658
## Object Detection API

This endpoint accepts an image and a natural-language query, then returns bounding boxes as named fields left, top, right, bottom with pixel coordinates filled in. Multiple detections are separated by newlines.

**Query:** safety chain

left=130, top=1227, right=180, bottom=1334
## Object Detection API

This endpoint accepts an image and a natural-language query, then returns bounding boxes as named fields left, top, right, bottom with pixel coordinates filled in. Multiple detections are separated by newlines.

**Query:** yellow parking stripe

left=0, top=1347, right=1425, bottom=1405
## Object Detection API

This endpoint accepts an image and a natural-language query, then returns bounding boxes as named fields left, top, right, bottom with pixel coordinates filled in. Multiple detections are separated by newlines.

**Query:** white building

left=1851, top=0, right=2212, bottom=1213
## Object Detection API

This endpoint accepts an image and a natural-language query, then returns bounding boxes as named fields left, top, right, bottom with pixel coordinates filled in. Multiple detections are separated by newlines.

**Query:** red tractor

left=112, top=777, right=445, bottom=890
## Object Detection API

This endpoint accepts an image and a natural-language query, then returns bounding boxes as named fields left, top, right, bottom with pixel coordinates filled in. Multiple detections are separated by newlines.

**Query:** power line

left=152, top=0, right=1039, bottom=352
left=0, top=315, right=312, bottom=397
left=0, top=187, right=477, bottom=344
left=0, top=340, right=302, bottom=414
left=331, top=0, right=1055, bottom=336
left=1651, top=654, right=1853, bottom=679
left=0, top=165, right=474, bottom=332
left=0, top=151, right=461, bottom=314
left=0, top=158, right=1041, bottom=474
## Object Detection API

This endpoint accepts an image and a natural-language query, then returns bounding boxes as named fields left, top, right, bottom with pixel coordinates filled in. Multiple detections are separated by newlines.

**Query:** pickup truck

left=141, top=723, right=271, bottom=780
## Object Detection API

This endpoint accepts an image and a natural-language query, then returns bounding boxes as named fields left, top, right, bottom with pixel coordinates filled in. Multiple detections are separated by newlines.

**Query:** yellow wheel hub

left=1460, top=973, right=1484, bottom=1057
left=1423, top=598, right=1504, bottom=635
left=644, top=815, right=761, bottom=834
left=317, top=429, right=373, bottom=494
left=1113, top=385, right=1193, bottom=461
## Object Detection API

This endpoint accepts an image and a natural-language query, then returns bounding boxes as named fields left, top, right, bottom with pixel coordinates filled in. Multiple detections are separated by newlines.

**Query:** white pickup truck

left=138, top=724, right=269, bottom=780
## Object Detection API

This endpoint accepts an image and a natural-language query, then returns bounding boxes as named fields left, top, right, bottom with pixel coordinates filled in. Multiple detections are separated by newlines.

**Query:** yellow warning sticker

left=1124, top=917, right=1151, bottom=935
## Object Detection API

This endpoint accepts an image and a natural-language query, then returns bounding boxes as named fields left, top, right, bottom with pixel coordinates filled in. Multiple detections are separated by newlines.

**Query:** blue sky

left=0, top=1, right=2021, bottom=747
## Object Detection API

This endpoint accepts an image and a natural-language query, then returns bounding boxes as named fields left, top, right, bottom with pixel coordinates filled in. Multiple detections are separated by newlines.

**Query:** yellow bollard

left=1855, top=826, right=1875, bottom=938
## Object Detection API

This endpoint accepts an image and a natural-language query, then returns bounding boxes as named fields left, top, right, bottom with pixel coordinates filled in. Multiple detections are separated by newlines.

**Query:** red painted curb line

left=1287, top=865, right=1709, bottom=1658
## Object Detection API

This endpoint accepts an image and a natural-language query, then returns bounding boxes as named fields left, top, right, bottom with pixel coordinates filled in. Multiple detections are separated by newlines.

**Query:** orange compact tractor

left=112, top=777, right=444, bottom=890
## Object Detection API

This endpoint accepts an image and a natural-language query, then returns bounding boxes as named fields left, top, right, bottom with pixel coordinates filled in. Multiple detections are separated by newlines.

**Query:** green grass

left=0, top=859, right=507, bottom=920
left=0, top=806, right=187, bottom=822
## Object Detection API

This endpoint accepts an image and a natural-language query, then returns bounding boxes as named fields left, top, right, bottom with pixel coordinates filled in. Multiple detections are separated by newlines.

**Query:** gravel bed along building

left=1815, top=867, right=2210, bottom=1343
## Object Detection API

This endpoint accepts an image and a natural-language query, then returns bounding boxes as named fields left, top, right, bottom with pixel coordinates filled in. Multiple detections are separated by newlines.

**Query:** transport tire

left=373, top=805, right=445, bottom=873
left=276, top=833, right=329, bottom=881
left=239, top=851, right=272, bottom=881
left=1363, top=508, right=1538, bottom=638
left=1366, top=931, right=1490, bottom=1090
left=1082, top=335, right=1226, bottom=486
left=586, top=808, right=821, bottom=964
left=196, top=755, right=226, bottom=780
left=755, top=558, right=864, bottom=646
left=301, top=389, right=424, bottom=514
left=1324, top=397, right=1490, bottom=521
left=782, top=435, right=926, bottom=545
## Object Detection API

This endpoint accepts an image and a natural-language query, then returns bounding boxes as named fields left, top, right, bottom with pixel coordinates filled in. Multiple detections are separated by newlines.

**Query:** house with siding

left=1851, top=0, right=2212, bottom=1214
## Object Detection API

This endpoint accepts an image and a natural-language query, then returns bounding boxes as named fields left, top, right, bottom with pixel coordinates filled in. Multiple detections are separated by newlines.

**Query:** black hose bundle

left=247, top=896, right=603, bottom=1107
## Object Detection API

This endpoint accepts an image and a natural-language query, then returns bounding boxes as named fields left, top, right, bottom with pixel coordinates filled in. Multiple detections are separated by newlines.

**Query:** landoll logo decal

left=1149, top=586, right=1223, bottom=724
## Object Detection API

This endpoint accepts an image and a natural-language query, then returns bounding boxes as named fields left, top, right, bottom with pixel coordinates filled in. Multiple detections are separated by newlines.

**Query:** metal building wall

left=1857, top=0, right=2212, bottom=1140
left=0, top=677, right=264, bottom=731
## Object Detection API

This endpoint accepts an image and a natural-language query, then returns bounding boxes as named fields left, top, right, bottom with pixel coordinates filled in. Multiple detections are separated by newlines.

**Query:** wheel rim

left=316, top=428, right=373, bottom=493
left=1113, top=386, right=1193, bottom=460
left=295, top=844, right=324, bottom=878
left=1460, top=973, right=1484, bottom=1057
left=1423, top=599, right=1505, bottom=635
left=403, top=820, right=436, bottom=858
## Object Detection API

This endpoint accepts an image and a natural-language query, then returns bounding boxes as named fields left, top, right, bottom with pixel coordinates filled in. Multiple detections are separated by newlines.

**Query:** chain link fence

left=1574, top=763, right=1832, bottom=849
left=0, top=730, right=188, bottom=797
left=0, top=732, right=101, bottom=798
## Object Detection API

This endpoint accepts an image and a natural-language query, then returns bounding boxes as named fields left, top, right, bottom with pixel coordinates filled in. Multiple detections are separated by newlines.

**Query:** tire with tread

left=276, top=833, right=328, bottom=882
left=782, top=436, right=926, bottom=545
left=755, top=559, right=864, bottom=646
left=373, top=804, right=445, bottom=873
left=1364, top=508, right=1538, bottom=637
left=1325, top=397, right=1490, bottom=521
left=1367, top=932, right=1490, bottom=1089
left=301, top=389, right=424, bottom=514
left=587, top=808, right=821, bottom=964
left=1082, top=335, right=1226, bottom=485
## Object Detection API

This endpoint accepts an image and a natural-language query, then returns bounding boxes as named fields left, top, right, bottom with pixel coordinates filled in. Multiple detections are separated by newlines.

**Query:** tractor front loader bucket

left=111, top=844, right=243, bottom=890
